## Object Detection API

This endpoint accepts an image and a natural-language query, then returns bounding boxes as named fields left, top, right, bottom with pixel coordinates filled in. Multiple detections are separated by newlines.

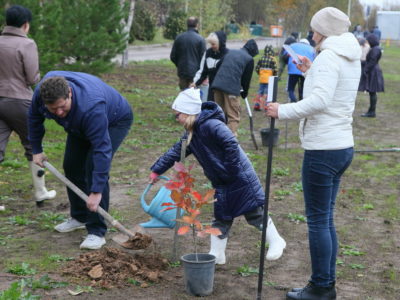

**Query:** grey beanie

left=310, top=7, right=351, bottom=37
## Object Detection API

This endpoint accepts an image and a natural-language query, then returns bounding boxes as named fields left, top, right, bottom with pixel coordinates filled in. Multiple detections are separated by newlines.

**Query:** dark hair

left=187, top=17, right=198, bottom=28
left=40, top=77, right=70, bottom=104
left=6, top=5, right=32, bottom=28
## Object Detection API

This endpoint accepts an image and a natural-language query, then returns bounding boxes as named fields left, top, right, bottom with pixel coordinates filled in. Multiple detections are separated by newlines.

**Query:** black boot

left=291, top=281, right=335, bottom=293
left=361, top=93, right=377, bottom=118
left=286, top=282, right=336, bottom=300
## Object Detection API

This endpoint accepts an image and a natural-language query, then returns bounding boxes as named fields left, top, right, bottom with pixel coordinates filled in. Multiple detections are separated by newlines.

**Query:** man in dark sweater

left=211, top=39, right=259, bottom=136
left=170, top=17, right=206, bottom=90
left=28, top=71, right=133, bottom=250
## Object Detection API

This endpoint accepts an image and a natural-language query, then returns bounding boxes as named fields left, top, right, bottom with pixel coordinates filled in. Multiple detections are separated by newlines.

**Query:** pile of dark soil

left=63, top=247, right=168, bottom=289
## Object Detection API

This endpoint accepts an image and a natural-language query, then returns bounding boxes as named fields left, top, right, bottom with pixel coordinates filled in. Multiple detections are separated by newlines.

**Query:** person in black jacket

left=170, top=17, right=206, bottom=90
left=149, top=88, right=286, bottom=264
left=211, top=39, right=259, bottom=136
left=193, top=31, right=228, bottom=101
left=359, top=34, right=384, bottom=118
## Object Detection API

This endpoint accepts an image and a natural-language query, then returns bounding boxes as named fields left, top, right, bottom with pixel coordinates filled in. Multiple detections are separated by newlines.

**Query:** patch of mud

left=63, top=247, right=168, bottom=289
left=121, top=232, right=152, bottom=250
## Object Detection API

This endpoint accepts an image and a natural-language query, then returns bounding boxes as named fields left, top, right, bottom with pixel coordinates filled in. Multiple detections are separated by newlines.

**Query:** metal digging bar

left=43, top=161, right=151, bottom=249
left=256, top=76, right=278, bottom=300
left=244, top=97, right=259, bottom=150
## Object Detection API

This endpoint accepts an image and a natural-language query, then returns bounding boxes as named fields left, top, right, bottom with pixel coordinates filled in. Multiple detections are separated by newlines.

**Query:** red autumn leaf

left=202, top=227, right=222, bottom=236
left=182, top=216, right=194, bottom=224
left=161, top=202, right=175, bottom=206
left=177, top=226, right=190, bottom=235
left=203, top=189, right=215, bottom=202
left=161, top=207, right=177, bottom=212
left=174, top=162, right=186, bottom=173
left=192, top=191, right=202, bottom=201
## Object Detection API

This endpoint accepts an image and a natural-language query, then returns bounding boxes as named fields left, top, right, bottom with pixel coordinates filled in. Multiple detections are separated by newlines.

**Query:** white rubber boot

left=266, top=217, right=286, bottom=260
left=209, top=235, right=227, bottom=265
left=30, top=162, right=57, bottom=203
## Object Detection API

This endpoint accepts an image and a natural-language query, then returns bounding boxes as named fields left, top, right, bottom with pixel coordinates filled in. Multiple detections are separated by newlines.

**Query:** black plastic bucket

left=260, top=128, right=280, bottom=147
left=181, top=253, right=216, bottom=296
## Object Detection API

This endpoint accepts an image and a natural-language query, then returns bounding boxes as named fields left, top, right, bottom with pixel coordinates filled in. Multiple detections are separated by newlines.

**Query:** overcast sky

left=359, top=0, right=400, bottom=8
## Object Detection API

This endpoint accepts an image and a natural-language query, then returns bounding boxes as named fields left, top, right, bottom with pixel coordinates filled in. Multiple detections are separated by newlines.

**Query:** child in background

left=253, top=45, right=277, bottom=111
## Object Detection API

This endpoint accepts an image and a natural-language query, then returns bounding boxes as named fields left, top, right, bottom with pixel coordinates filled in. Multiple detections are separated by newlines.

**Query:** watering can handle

left=140, top=175, right=170, bottom=212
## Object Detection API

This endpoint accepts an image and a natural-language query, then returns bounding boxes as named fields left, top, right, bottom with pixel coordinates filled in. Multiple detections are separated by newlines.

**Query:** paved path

left=113, top=37, right=284, bottom=64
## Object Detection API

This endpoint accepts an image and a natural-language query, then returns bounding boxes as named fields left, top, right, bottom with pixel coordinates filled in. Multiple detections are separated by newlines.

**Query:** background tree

left=0, top=0, right=127, bottom=74
left=129, top=0, right=156, bottom=42
left=163, top=9, right=187, bottom=40
left=187, top=0, right=233, bottom=34
left=120, top=0, right=135, bottom=68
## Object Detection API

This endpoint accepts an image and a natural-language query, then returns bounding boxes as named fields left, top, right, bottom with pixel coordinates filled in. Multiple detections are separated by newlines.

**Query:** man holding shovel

left=28, top=71, right=133, bottom=250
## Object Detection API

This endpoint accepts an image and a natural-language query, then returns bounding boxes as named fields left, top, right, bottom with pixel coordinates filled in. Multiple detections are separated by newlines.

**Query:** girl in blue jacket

left=150, top=88, right=286, bottom=264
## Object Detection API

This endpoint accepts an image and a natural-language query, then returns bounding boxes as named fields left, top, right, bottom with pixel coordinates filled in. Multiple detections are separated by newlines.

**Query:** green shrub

left=130, top=2, right=156, bottom=42
left=163, top=10, right=187, bottom=40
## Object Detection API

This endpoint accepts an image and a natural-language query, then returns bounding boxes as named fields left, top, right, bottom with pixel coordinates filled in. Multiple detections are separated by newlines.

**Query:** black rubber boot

left=286, top=282, right=336, bottom=300
left=291, top=281, right=335, bottom=293
left=361, top=93, right=377, bottom=118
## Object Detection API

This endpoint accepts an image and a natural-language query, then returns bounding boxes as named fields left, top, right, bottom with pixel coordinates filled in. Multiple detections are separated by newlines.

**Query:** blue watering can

left=140, top=176, right=183, bottom=229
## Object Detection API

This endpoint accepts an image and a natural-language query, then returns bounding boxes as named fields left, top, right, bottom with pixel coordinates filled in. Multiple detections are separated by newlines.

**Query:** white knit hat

left=171, top=88, right=202, bottom=115
left=310, top=7, right=351, bottom=37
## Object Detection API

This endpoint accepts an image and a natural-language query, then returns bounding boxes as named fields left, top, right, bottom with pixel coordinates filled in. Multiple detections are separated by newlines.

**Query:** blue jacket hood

left=196, top=101, right=225, bottom=126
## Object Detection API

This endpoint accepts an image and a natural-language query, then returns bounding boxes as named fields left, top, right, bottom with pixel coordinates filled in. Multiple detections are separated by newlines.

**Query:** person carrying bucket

left=149, top=88, right=286, bottom=264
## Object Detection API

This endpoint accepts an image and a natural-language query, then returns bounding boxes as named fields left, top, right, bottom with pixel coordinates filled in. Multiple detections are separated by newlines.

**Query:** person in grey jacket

left=0, top=5, right=56, bottom=204
left=211, top=39, right=259, bottom=136
left=170, top=17, right=206, bottom=90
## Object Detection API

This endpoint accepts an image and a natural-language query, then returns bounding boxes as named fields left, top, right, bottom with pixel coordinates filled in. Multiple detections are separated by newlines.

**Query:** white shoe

left=80, top=234, right=106, bottom=250
left=54, top=218, right=85, bottom=233
left=209, top=235, right=227, bottom=265
left=30, top=162, right=57, bottom=202
left=266, top=217, right=286, bottom=261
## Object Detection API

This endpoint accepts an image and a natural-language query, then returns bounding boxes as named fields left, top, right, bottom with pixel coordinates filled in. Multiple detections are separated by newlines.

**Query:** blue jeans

left=63, top=111, right=133, bottom=237
left=302, top=148, right=354, bottom=287
left=287, top=74, right=305, bottom=102
left=258, top=83, right=269, bottom=95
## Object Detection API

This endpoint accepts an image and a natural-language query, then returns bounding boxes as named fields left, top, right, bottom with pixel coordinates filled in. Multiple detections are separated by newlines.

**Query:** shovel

left=244, top=97, right=258, bottom=150
left=43, top=161, right=152, bottom=250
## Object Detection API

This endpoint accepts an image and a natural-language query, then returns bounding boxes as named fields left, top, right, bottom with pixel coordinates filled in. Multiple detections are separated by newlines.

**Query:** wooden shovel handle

left=43, top=161, right=135, bottom=238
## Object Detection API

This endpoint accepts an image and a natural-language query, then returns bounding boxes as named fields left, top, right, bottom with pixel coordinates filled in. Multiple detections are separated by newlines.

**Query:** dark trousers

left=302, top=148, right=353, bottom=287
left=0, top=97, right=32, bottom=162
left=178, top=77, right=193, bottom=91
left=287, top=74, right=305, bottom=102
left=63, top=111, right=133, bottom=237
left=212, top=206, right=263, bottom=239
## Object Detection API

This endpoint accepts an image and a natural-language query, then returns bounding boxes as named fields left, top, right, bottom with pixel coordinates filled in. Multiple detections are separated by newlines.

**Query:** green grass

left=0, top=43, right=399, bottom=300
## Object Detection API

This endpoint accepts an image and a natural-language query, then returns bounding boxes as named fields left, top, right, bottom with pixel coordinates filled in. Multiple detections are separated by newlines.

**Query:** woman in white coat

left=266, top=7, right=361, bottom=300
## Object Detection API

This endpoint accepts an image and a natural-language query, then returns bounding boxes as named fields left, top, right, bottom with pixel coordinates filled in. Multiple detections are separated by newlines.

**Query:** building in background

left=376, top=11, right=400, bottom=40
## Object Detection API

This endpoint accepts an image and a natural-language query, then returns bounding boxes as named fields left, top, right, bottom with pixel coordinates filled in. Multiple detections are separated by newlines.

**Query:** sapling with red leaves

left=162, top=162, right=221, bottom=256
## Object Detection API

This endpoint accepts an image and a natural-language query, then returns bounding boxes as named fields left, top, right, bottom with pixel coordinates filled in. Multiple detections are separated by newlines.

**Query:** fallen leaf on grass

left=67, top=289, right=83, bottom=296
left=88, top=264, right=103, bottom=279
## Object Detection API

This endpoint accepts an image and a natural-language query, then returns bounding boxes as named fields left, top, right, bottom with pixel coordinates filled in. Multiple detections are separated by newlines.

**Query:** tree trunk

left=121, top=0, right=136, bottom=68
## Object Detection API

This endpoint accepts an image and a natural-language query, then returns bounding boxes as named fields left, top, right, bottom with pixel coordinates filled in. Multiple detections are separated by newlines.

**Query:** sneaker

left=80, top=234, right=106, bottom=250
left=54, top=218, right=85, bottom=233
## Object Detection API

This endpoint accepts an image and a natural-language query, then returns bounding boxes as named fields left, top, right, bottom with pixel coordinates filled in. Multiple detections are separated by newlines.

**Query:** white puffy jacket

left=278, top=32, right=361, bottom=150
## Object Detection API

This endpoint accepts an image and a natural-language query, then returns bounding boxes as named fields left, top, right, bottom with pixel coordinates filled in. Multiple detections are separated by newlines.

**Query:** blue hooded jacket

left=151, top=101, right=264, bottom=220
left=286, top=42, right=316, bottom=75
left=28, top=71, right=132, bottom=193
